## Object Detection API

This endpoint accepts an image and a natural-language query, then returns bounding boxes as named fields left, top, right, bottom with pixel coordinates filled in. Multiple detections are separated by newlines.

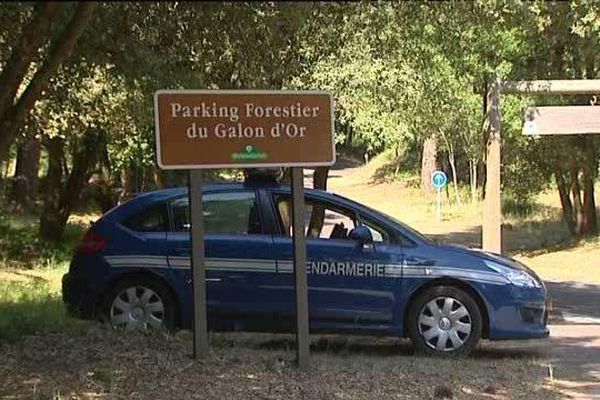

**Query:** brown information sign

left=154, top=90, right=335, bottom=169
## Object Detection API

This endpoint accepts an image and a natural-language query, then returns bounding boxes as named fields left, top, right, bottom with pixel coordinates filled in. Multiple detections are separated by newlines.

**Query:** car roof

left=104, top=182, right=344, bottom=220
left=130, top=182, right=341, bottom=201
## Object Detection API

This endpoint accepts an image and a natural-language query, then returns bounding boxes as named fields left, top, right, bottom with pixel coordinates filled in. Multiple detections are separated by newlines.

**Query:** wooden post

left=291, top=167, right=310, bottom=368
left=189, top=170, right=209, bottom=359
left=483, top=78, right=502, bottom=254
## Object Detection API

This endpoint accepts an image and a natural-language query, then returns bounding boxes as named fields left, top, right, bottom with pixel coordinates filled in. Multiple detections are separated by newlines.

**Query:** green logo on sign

left=231, top=145, right=268, bottom=161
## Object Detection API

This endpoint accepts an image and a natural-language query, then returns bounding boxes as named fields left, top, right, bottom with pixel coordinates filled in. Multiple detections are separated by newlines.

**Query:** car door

left=270, top=193, right=400, bottom=332
left=166, top=190, right=276, bottom=330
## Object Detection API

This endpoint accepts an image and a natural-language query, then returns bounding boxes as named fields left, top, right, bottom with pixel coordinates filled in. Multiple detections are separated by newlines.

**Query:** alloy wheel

left=110, top=286, right=165, bottom=330
left=417, top=296, right=472, bottom=352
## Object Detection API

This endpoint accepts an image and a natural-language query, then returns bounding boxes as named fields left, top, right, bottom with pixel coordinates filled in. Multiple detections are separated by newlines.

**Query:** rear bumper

left=62, top=272, right=98, bottom=319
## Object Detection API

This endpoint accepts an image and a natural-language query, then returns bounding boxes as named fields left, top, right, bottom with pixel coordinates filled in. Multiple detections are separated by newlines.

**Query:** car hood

left=437, top=243, right=533, bottom=272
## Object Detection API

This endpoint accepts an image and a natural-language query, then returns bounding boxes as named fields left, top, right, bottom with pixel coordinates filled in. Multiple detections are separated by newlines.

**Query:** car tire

left=407, top=285, right=482, bottom=357
left=102, top=276, right=178, bottom=331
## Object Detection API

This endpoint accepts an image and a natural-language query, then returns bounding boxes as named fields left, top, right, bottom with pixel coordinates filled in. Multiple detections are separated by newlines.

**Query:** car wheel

left=407, top=286, right=482, bottom=357
left=103, top=276, right=177, bottom=331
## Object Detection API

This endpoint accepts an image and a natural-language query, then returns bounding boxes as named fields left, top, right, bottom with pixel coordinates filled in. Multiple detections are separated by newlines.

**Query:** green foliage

left=0, top=202, right=86, bottom=265
left=0, top=200, right=87, bottom=343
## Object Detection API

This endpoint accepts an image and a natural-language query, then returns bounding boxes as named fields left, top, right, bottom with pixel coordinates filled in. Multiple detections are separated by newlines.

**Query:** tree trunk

left=447, top=143, right=462, bottom=206
left=140, top=166, right=153, bottom=192
left=580, top=138, right=597, bottom=235
left=421, top=136, right=437, bottom=194
left=0, top=2, right=61, bottom=120
left=11, top=135, right=41, bottom=210
left=555, top=164, right=576, bottom=235
left=40, top=133, right=100, bottom=241
left=0, top=2, right=96, bottom=163
left=307, top=167, right=329, bottom=237
left=39, top=137, right=64, bottom=241
left=312, top=166, right=329, bottom=191
left=119, top=164, right=136, bottom=203
left=469, top=159, right=478, bottom=203
left=568, top=160, right=584, bottom=234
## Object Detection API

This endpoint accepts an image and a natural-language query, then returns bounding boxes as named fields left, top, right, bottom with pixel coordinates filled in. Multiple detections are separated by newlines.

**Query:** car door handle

left=404, top=257, right=432, bottom=266
left=187, top=278, right=222, bottom=284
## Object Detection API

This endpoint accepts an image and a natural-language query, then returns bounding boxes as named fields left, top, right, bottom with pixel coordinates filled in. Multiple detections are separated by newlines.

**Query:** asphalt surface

left=483, top=281, right=600, bottom=398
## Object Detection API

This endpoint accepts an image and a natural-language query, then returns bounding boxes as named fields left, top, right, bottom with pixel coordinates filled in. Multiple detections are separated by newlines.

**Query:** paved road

left=483, top=281, right=600, bottom=398
left=546, top=281, right=600, bottom=398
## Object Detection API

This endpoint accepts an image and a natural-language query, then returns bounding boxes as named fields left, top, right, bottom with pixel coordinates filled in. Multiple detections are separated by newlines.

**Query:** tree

left=11, top=134, right=41, bottom=210
left=0, top=2, right=96, bottom=163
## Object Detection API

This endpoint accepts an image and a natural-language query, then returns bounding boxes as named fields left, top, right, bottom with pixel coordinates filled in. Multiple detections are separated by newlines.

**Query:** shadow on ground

left=426, top=215, right=579, bottom=256
left=547, top=280, right=600, bottom=320
left=253, top=334, right=543, bottom=360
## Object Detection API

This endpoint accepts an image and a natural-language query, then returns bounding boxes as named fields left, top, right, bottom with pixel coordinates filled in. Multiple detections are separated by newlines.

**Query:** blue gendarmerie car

left=62, top=180, right=549, bottom=356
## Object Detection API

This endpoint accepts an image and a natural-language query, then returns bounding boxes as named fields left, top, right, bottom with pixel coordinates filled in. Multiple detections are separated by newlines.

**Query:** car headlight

left=484, top=260, right=541, bottom=288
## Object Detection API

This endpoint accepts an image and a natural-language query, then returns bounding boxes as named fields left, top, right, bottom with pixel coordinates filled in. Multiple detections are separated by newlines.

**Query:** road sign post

left=154, top=90, right=334, bottom=367
left=291, top=167, right=309, bottom=368
left=431, top=171, right=447, bottom=222
left=188, top=170, right=208, bottom=359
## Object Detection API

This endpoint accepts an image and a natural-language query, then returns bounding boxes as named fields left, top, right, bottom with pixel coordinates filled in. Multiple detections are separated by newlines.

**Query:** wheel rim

left=110, top=286, right=165, bottom=330
left=418, top=296, right=472, bottom=352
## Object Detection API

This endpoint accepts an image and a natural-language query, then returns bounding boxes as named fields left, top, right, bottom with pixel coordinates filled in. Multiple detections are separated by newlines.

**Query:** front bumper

left=62, top=272, right=98, bottom=319
left=489, top=299, right=549, bottom=340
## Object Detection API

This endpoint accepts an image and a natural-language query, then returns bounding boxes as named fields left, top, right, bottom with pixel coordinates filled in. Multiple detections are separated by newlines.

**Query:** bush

left=502, top=192, right=540, bottom=218
left=0, top=206, right=86, bottom=266
left=0, top=202, right=91, bottom=343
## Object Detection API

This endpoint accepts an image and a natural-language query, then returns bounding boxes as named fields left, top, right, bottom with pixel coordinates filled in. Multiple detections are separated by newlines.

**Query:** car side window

left=122, top=203, right=169, bottom=232
left=275, top=196, right=356, bottom=240
left=361, top=219, right=388, bottom=244
left=170, top=191, right=262, bottom=235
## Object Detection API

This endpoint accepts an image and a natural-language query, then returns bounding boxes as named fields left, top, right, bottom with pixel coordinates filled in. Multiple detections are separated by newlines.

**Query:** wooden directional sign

left=523, top=105, right=600, bottom=136
left=154, top=90, right=335, bottom=169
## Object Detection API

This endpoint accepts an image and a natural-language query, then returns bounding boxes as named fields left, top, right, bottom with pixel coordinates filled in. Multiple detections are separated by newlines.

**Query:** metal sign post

left=291, top=167, right=309, bottom=368
left=188, top=170, right=209, bottom=359
left=436, top=188, right=442, bottom=222
left=431, top=171, right=447, bottom=222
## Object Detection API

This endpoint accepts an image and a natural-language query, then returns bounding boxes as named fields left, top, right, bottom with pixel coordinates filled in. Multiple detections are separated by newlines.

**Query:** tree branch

left=0, top=2, right=62, bottom=119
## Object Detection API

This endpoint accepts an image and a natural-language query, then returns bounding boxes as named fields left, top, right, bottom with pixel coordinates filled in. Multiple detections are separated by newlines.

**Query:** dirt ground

left=0, top=327, right=559, bottom=400
left=2, top=157, right=598, bottom=399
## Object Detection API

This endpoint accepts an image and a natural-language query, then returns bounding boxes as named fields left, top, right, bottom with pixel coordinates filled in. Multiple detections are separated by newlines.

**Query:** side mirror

left=349, top=225, right=373, bottom=245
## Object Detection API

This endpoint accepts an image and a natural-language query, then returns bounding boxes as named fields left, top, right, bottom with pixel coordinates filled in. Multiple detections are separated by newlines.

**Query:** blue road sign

left=431, top=171, right=447, bottom=189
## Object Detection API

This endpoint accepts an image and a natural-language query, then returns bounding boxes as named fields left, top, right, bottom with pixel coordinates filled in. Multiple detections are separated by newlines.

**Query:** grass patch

left=0, top=264, right=85, bottom=344
left=0, top=202, right=95, bottom=344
